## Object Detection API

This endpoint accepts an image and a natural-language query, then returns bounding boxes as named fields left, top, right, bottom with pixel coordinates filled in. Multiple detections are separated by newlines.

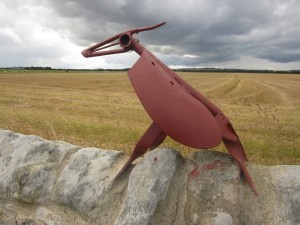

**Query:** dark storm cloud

left=43, top=0, right=300, bottom=67
left=1, top=0, right=299, bottom=69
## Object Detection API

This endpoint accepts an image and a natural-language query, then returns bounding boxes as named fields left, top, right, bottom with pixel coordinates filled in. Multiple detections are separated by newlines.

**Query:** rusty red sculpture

left=82, top=22, right=257, bottom=195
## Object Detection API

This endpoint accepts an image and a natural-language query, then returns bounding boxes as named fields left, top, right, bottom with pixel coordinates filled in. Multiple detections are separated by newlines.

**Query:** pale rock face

left=185, top=151, right=240, bottom=225
left=272, top=166, right=300, bottom=225
left=0, top=130, right=78, bottom=202
left=54, top=147, right=122, bottom=213
left=240, top=165, right=300, bottom=225
left=114, top=148, right=180, bottom=225
left=0, top=129, right=299, bottom=225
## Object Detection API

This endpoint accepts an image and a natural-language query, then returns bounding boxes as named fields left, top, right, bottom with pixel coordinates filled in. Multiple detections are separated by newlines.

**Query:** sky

left=1, top=0, right=300, bottom=70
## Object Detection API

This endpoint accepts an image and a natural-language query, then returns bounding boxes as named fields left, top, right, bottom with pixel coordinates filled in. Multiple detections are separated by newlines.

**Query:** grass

left=0, top=71, right=299, bottom=165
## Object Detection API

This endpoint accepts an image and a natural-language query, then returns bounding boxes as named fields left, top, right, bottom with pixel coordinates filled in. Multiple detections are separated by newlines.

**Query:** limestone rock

left=0, top=129, right=299, bottom=225
left=114, top=148, right=180, bottom=225
left=272, top=166, right=300, bottom=225
left=54, top=147, right=122, bottom=214
left=0, top=130, right=79, bottom=202
left=185, top=150, right=241, bottom=225
left=240, top=165, right=300, bottom=225
left=0, top=204, right=16, bottom=225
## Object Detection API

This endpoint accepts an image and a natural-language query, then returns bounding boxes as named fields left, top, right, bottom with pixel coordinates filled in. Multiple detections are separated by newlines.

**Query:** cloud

left=0, top=0, right=300, bottom=69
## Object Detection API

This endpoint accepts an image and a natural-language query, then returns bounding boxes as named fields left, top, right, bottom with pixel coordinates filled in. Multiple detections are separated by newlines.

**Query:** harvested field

left=0, top=71, right=299, bottom=165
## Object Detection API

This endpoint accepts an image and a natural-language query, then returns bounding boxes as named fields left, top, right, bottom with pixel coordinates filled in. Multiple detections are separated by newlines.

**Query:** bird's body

left=82, top=22, right=258, bottom=195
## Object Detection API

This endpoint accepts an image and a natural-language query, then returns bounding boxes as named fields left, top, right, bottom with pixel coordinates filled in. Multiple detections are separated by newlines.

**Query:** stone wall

left=0, top=129, right=299, bottom=225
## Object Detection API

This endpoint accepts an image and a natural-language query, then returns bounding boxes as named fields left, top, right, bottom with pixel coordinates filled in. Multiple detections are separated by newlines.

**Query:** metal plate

left=128, top=50, right=222, bottom=148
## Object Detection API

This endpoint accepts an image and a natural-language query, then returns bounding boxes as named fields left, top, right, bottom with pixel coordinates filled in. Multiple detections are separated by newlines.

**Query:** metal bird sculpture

left=82, top=22, right=257, bottom=195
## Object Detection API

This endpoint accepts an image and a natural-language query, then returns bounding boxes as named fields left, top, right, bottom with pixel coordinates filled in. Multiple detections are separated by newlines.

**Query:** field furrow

left=0, top=71, right=299, bottom=165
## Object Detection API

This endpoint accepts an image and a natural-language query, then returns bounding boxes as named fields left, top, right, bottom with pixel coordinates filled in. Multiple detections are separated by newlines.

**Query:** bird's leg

left=150, top=131, right=167, bottom=150
left=215, top=113, right=257, bottom=195
left=114, top=122, right=166, bottom=179
left=223, top=139, right=258, bottom=196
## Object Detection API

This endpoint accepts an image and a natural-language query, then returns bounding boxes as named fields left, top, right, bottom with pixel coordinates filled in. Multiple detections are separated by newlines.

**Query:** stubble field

left=0, top=71, right=299, bottom=165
